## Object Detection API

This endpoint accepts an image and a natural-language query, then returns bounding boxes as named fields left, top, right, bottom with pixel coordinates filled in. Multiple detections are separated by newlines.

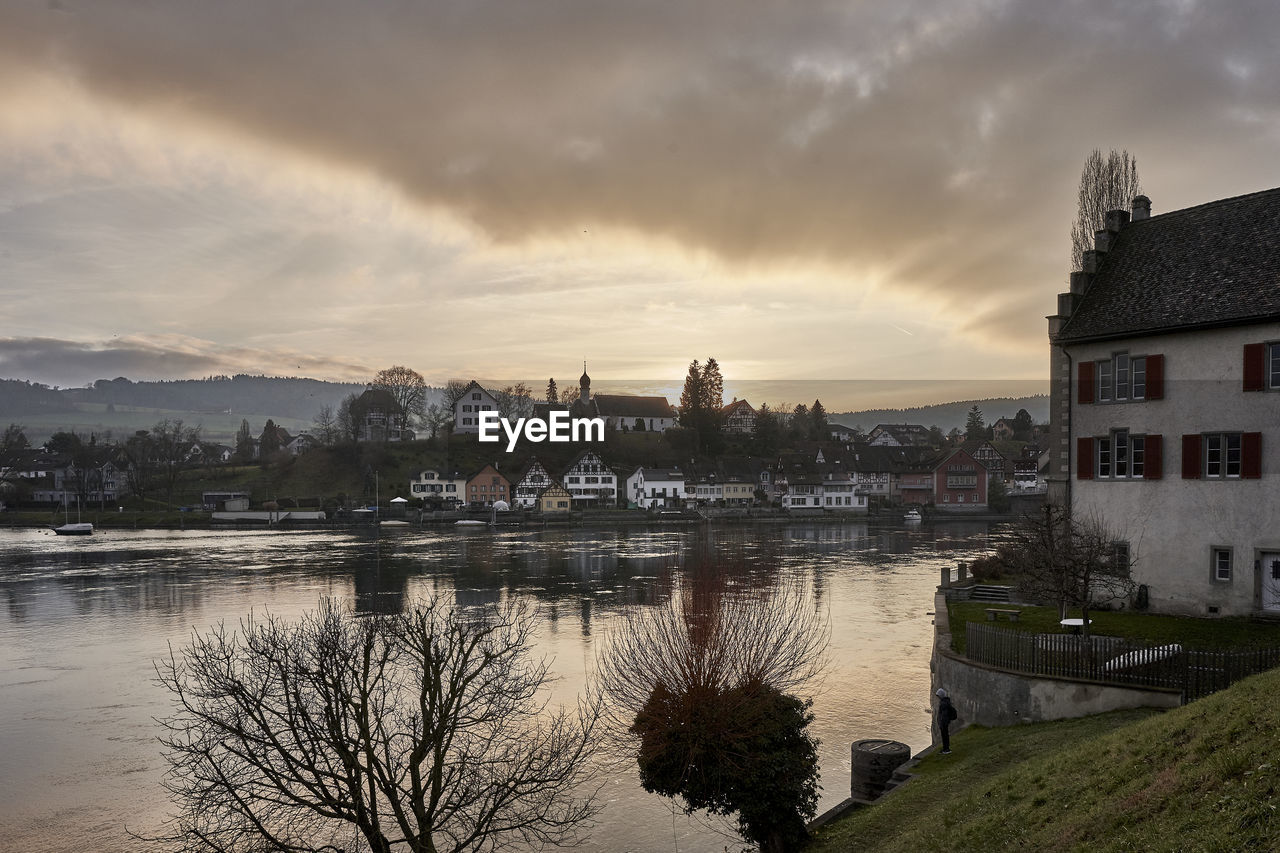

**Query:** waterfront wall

left=929, top=592, right=1181, bottom=732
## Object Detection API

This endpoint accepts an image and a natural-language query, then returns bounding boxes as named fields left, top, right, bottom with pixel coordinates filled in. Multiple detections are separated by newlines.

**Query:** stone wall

left=929, top=593, right=1181, bottom=735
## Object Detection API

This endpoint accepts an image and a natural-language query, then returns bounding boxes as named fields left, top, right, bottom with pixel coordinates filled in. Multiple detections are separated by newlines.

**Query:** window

left=1211, top=548, right=1232, bottom=582
left=1111, top=542, right=1131, bottom=576
left=472, top=393, right=481, bottom=400
left=1095, top=353, right=1148, bottom=402
left=1095, top=431, right=1148, bottom=478
left=1205, top=433, right=1242, bottom=478
left=1270, top=343, right=1280, bottom=390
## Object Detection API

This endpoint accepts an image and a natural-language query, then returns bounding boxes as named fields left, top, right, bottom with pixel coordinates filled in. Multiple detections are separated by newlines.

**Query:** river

left=0, top=521, right=998, bottom=852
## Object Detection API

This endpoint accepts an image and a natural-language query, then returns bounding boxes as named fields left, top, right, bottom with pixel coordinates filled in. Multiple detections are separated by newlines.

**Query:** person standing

left=936, top=688, right=957, bottom=754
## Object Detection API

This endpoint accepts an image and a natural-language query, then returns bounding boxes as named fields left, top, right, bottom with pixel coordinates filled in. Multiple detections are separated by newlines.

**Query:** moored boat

left=53, top=522, right=94, bottom=536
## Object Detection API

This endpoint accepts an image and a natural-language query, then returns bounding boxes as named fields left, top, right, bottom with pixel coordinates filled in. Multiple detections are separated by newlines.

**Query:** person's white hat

left=936, top=688, right=948, bottom=697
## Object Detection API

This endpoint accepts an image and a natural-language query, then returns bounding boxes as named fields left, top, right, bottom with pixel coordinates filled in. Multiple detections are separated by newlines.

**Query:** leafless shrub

left=146, top=597, right=602, bottom=853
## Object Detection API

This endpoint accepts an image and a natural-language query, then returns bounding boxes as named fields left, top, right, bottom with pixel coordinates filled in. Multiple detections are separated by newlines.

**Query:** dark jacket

left=938, top=697, right=957, bottom=727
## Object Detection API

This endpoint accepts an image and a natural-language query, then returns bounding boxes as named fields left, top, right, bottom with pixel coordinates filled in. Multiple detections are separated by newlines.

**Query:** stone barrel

left=850, top=739, right=911, bottom=800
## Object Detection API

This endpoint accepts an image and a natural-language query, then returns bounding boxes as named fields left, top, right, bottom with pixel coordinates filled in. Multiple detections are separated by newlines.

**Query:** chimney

left=1105, top=209, right=1130, bottom=233
left=1094, top=228, right=1112, bottom=254
left=1131, top=195, right=1151, bottom=221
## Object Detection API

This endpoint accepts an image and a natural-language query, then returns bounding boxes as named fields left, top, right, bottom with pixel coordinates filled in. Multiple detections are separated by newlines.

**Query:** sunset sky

left=2, top=0, right=1278, bottom=394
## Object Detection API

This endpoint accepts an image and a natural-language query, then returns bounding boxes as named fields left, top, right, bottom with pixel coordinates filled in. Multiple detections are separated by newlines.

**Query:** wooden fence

left=965, top=623, right=1280, bottom=702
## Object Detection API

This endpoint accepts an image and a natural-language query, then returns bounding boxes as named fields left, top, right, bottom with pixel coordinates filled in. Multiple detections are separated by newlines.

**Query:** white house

left=1048, top=189, right=1280, bottom=617
left=408, top=468, right=467, bottom=504
left=453, top=381, right=501, bottom=434
left=625, top=467, right=687, bottom=509
left=562, top=450, right=617, bottom=507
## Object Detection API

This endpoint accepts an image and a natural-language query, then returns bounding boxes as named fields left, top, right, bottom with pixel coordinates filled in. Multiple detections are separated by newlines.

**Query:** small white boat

left=455, top=519, right=489, bottom=527
left=903, top=509, right=923, bottom=523
left=53, top=493, right=94, bottom=535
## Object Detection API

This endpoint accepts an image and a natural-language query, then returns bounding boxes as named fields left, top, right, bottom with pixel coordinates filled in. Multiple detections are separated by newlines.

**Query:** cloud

left=1, top=0, right=1279, bottom=383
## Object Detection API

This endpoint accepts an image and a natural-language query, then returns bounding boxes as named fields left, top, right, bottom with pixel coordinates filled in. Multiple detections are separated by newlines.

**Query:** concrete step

left=969, top=585, right=1013, bottom=602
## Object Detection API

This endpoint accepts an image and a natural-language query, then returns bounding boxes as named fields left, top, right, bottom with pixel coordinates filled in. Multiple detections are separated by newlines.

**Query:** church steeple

left=579, top=360, right=591, bottom=402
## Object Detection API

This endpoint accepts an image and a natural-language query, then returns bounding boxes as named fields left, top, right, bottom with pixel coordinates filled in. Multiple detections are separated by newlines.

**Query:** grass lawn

left=948, top=600, right=1280, bottom=654
left=808, top=665, right=1280, bottom=852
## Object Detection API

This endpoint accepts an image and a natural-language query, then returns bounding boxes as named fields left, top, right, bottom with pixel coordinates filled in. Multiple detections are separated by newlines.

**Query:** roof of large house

left=869, top=423, right=932, bottom=444
left=721, top=399, right=756, bottom=416
left=1057, top=187, right=1280, bottom=342
left=355, top=387, right=405, bottom=414
left=590, top=394, right=676, bottom=419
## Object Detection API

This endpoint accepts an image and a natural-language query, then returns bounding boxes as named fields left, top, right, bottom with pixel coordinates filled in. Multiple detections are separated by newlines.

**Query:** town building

left=721, top=399, right=758, bottom=435
left=453, top=381, right=501, bottom=434
left=561, top=449, right=617, bottom=506
left=351, top=388, right=407, bottom=442
left=537, top=483, right=573, bottom=514
left=568, top=367, right=677, bottom=433
left=465, top=464, right=511, bottom=507
left=408, top=468, right=467, bottom=505
left=624, top=467, right=687, bottom=509
left=1047, top=189, right=1280, bottom=615
left=512, top=458, right=556, bottom=508
left=867, top=423, right=933, bottom=447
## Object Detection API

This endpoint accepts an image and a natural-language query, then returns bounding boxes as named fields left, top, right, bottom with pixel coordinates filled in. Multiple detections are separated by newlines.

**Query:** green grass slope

left=810, top=666, right=1280, bottom=852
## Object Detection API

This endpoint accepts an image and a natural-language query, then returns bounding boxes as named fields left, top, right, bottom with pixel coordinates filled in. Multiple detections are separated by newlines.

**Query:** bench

left=985, top=608, right=1021, bottom=622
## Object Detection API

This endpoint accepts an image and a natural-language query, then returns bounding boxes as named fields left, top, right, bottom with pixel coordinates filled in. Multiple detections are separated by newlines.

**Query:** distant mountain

left=830, top=396, right=1050, bottom=434
left=0, top=375, right=441, bottom=443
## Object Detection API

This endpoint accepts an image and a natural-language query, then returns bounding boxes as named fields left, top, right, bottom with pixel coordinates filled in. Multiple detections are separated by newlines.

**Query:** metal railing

left=965, top=622, right=1280, bottom=702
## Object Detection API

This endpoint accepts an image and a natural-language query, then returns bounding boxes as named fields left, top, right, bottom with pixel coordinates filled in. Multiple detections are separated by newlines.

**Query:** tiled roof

left=1057, top=187, right=1280, bottom=342
left=590, top=394, right=676, bottom=419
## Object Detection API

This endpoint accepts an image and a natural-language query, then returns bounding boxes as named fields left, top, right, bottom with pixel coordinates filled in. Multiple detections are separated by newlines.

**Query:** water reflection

left=0, top=522, right=1002, bottom=853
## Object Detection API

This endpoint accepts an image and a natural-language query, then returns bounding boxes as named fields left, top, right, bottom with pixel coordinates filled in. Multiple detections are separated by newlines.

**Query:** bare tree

left=597, top=556, right=828, bottom=851
left=1070, top=148, right=1141, bottom=267
left=311, top=405, right=338, bottom=445
left=997, top=504, right=1137, bottom=637
left=336, top=393, right=362, bottom=445
left=373, top=366, right=428, bottom=428
left=421, top=402, right=453, bottom=439
left=442, top=379, right=473, bottom=410
left=151, top=419, right=201, bottom=509
left=149, top=597, right=602, bottom=853
left=495, top=383, right=535, bottom=421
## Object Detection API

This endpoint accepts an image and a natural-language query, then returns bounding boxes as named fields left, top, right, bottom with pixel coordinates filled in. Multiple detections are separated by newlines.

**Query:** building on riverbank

left=1047, top=189, right=1280, bottom=617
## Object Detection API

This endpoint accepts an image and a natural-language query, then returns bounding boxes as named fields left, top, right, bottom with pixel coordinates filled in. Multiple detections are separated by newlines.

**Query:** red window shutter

left=1077, top=361, right=1096, bottom=404
left=1181, top=434, right=1202, bottom=479
left=1243, top=432, right=1263, bottom=479
left=1144, top=435, right=1163, bottom=480
left=1076, top=437, right=1094, bottom=480
left=1145, top=354, right=1165, bottom=400
left=1244, top=343, right=1265, bottom=391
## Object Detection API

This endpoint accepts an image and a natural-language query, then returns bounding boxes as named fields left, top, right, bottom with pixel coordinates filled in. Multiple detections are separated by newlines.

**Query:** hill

left=810, top=665, right=1280, bottom=851
left=831, top=395, right=1049, bottom=434
left=1, top=375, right=382, bottom=443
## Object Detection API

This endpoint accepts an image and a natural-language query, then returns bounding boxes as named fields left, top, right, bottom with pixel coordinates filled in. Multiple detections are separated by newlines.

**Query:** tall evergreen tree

left=702, top=358, right=724, bottom=412
left=809, top=399, right=828, bottom=440
left=964, top=405, right=986, bottom=442
left=790, top=404, right=810, bottom=442
left=260, top=419, right=281, bottom=457
left=678, top=360, right=704, bottom=424
left=753, top=403, right=781, bottom=456
left=546, top=378, right=559, bottom=404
